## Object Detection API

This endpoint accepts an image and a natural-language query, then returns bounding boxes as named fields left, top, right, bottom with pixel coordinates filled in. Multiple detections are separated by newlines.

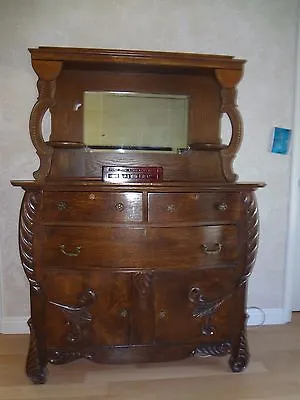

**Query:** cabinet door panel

left=154, top=268, right=235, bottom=344
left=44, top=270, right=131, bottom=347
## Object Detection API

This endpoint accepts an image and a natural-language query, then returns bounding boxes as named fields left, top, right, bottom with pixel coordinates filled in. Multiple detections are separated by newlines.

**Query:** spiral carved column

left=19, top=191, right=47, bottom=383
left=229, top=192, right=259, bottom=372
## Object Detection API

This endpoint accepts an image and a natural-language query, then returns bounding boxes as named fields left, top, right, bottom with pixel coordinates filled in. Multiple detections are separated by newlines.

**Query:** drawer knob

left=115, top=202, right=125, bottom=212
left=57, top=201, right=68, bottom=211
left=201, top=243, right=222, bottom=255
left=119, top=308, right=128, bottom=318
left=159, top=309, right=168, bottom=319
left=89, top=193, right=96, bottom=200
left=215, top=202, right=228, bottom=211
left=59, top=244, right=81, bottom=257
left=167, top=204, right=176, bottom=213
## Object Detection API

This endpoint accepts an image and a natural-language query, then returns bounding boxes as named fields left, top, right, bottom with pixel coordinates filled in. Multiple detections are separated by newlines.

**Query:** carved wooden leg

left=229, top=327, right=249, bottom=372
left=26, top=318, right=47, bottom=384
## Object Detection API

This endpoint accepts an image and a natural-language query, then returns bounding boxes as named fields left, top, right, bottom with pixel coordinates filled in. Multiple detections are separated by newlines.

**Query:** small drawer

left=43, top=191, right=143, bottom=223
left=148, top=192, right=241, bottom=223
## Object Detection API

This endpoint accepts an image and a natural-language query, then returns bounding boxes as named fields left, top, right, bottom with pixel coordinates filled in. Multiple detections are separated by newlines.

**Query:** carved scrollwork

left=220, top=87, right=243, bottom=182
left=189, top=287, right=224, bottom=318
left=48, top=349, right=83, bottom=365
left=19, top=191, right=42, bottom=293
left=192, top=341, right=231, bottom=357
left=49, top=289, right=96, bottom=344
left=30, top=79, right=56, bottom=180
left=133, top=271, right=153, bottom=296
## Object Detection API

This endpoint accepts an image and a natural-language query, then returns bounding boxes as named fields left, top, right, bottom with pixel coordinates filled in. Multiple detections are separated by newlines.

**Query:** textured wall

left=0, top=0, right=298, bottom=319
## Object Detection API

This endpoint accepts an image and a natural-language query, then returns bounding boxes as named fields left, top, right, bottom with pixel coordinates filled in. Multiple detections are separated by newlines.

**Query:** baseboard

left=0, top=309, right=289, bottom=334
left=1, top=316, right=29, bottom=334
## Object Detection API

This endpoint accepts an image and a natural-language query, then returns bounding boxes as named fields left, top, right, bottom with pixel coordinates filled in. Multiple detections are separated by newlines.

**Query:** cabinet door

left=44, top=270, right=131, bottom=348
left=154, top=268, right=235, bottom=344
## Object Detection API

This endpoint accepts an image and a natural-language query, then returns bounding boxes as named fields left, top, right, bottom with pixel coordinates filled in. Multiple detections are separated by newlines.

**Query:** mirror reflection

left=83, top=91, right=188, bottom=152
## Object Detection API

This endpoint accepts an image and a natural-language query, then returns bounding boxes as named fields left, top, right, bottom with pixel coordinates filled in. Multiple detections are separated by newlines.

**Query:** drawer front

left=148, top=192, right=241, bottom=223
left=154, top=268, right=235, bottom=343
left=40, top=225, right=238, bottom=269
left=43, top=191, right=143, bottom=223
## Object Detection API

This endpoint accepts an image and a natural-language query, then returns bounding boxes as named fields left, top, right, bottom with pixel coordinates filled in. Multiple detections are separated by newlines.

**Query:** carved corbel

left=215, top=69, right=244, bottom=182
left=29, top=60, right=63, bottom=180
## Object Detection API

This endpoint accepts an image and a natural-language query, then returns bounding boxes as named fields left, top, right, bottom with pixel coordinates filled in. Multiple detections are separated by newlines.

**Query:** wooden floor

left=1, top=315, right=300, bottom=399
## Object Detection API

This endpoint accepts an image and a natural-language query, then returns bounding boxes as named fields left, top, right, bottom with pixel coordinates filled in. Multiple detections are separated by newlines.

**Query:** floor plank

left=1, top=314, right=300, bottom=399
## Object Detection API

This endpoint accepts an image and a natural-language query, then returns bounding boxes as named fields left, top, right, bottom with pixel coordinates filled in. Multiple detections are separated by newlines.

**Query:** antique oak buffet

left=11, top=47, right=263, bottom=384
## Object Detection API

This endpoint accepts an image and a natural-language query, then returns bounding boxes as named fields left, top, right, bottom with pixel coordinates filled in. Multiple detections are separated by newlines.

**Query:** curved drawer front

left=148, top=192, right=241, bottom=223
left=40, top=225, right=238, bottom=269
left=43, top=191, right=143, bottom=223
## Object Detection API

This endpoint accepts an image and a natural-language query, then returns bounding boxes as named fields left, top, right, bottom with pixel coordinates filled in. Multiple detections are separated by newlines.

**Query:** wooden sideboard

left=11, top=47, right=264, bottom=384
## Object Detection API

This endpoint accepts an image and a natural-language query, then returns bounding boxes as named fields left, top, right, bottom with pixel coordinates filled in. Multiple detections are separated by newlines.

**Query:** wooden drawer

left=154, top=268, right=235, bottom=343
left=39, top=225, right=238, bottom=269
left=42, top=191, right=143, bottom=223
left=148, top=192, right=241, bottom=223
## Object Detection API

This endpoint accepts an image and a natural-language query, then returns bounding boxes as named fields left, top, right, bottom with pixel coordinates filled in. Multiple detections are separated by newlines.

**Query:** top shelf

left=29, top=47, right=246, bottom=71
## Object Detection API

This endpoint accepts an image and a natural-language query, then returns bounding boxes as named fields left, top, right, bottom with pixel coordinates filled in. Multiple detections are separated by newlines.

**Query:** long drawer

left=39, top=225, right=239, bottom=269
left=42, top=191, right=143, bottom=223
left=148, top=192, right=241, bottom=223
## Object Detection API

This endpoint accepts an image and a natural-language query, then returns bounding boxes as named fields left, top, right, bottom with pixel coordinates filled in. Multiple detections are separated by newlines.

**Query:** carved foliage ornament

left=49, top=289, right=96, bottom=345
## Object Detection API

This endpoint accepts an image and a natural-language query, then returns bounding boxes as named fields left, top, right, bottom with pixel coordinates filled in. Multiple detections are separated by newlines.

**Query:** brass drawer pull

left=89, top=193, right=96, bottom=200
left=119, top=308, right=128, bottom=318
left=215, top=202, right=228, bottom=211
left=115, top=202, right=125, bottom=212
left=59, top=244, right=81, bottom=257
left=159, top=309, right=168, bottom=320
left=57, top=201, right=68, bottom=211
left=167, top=204, right=176, bottom=213
left=201, top=243, right=222, bottom=255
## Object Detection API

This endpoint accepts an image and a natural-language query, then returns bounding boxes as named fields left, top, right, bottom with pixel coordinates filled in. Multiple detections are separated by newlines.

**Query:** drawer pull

left=89, top=193, right=96, bottom=200
left=201, top=243, right=222, bottom=255
left=215, top=202, right=228, bottom=211
left=57, top=201, right=68, bottom=211
left=59, top=244, right=81, bottom=257
left=115, top=202, right=125, bottom=212
left=159, top=309, right=168, bottom=320
left=167, top=204, right=176, bottom=213
left=119, top=308, right=128, bottom=318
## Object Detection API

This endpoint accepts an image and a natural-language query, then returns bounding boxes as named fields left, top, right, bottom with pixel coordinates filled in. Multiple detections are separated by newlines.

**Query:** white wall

left=0, top=0, right=298, bottom=331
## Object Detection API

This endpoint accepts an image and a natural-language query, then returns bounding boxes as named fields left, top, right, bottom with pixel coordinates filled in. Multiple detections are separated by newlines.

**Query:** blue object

left=271, top=127, right=291, bottom=155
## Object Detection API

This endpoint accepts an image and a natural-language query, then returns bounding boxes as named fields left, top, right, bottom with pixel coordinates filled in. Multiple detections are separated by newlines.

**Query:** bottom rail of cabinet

left=47, top=342, right=232, bottom=365
left=26, top=341, right=250, bottom=384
